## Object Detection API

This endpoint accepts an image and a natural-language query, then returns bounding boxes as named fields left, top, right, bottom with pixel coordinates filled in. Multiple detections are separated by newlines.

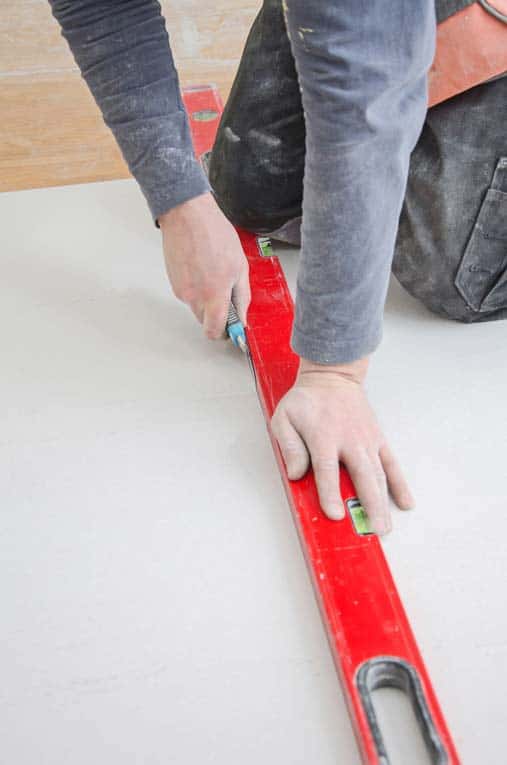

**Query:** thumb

left=203, top=293, right=230, bottom=340
left=232, top=263, right=251, bottom=327
left=271, top=412, right=309, bottom=480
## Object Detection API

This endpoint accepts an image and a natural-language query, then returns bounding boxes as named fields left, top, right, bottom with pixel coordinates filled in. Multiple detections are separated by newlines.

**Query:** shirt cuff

left=291, top=318, right=382, bottom=365
left=146, top=156, right=211, bottom=224
left=110, top=109, right=211, bottom=224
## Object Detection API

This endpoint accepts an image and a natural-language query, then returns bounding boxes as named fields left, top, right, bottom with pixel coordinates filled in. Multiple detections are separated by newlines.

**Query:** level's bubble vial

left=346, top=498, right=373, bottom=536
left=192, top=109, right=219, bottom=122
left=257, top=236, right=274, bottom=258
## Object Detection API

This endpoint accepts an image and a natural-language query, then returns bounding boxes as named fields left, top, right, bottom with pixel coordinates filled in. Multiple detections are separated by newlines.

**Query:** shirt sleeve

left=49, top=0, right=210, bottom=221
left=284, top=0, right=436, bottom=364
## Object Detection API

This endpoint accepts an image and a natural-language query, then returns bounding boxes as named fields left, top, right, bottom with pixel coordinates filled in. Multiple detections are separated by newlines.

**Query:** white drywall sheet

left=1, top=179, right=506, bottom=764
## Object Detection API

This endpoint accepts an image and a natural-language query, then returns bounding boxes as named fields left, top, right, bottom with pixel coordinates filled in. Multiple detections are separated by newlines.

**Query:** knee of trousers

left=392, top=232, right=478, bottom=323
left=393, top=214, right=507, bottom=325
left=206, top=0, right=305, bottom=233
left=394, top=77, right=507, bottom=325
left=209, top=122, right=304, bottom=234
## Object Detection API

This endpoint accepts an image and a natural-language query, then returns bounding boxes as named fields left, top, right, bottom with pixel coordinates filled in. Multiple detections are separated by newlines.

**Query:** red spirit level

left=184, top=85, right=460, bottom=765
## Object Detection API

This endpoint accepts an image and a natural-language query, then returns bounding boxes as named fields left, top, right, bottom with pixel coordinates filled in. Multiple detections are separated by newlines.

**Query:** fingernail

left=402, top=494, right=416, bottom=510
left=326, top=504, right=345, bottom=521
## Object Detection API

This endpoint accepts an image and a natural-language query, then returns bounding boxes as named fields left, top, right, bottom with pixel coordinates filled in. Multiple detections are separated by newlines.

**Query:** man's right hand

left=159, top=193, right=251, bottom=338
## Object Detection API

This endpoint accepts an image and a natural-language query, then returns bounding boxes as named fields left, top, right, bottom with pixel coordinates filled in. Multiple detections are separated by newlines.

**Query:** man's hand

left=271, top=357, right=414, bottom=534
left=159, top=193, right=251, bottom=338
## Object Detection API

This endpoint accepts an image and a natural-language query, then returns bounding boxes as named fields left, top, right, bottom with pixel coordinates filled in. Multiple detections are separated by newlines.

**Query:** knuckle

left=380, top=449, right=396, bottom=469
left=351, top=458, right=371, bottom=478
left=368, top=493, right=385, bottom=512
left=312, top=455, right=337, bottom=472
left=201, top=282, right=224, bottom=302
left=373, top=465, right=387, bottom=485
left=283, top=440, right=302, bottom=454
left=177, top=285, right=197, bottom=304
left=382, top=460, right=397, bottom=479
left=364, top=482, right=382, bottom=503
left=215, top=256, right=235, bottom=276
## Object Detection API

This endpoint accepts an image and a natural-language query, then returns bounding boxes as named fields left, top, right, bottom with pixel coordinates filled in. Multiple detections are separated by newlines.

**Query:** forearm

left=284, top=0, right=435, bottom=364
left=49, top=0, right=209, bottom=220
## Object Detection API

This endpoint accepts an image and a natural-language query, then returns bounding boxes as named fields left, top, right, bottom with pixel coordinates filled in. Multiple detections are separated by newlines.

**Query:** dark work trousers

left=394, top=76, right=507, bottom=322
left=209, top=0, right=507, bottom=325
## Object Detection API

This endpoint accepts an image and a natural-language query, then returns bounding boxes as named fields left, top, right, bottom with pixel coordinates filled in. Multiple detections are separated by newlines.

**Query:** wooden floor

left=0, top=0, right=258, bottom=192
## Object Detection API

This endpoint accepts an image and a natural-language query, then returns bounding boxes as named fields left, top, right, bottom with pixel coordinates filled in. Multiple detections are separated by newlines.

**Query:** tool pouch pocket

left=455, top=157, right=507, bottom=313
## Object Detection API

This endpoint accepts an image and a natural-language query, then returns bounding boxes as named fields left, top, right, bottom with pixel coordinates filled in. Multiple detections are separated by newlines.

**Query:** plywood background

left=0, top=0, right=259, bottom=192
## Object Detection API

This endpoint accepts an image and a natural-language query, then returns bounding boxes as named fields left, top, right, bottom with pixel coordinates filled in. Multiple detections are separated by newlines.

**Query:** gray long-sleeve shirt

left=49, top=0, right=436, bottom=365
